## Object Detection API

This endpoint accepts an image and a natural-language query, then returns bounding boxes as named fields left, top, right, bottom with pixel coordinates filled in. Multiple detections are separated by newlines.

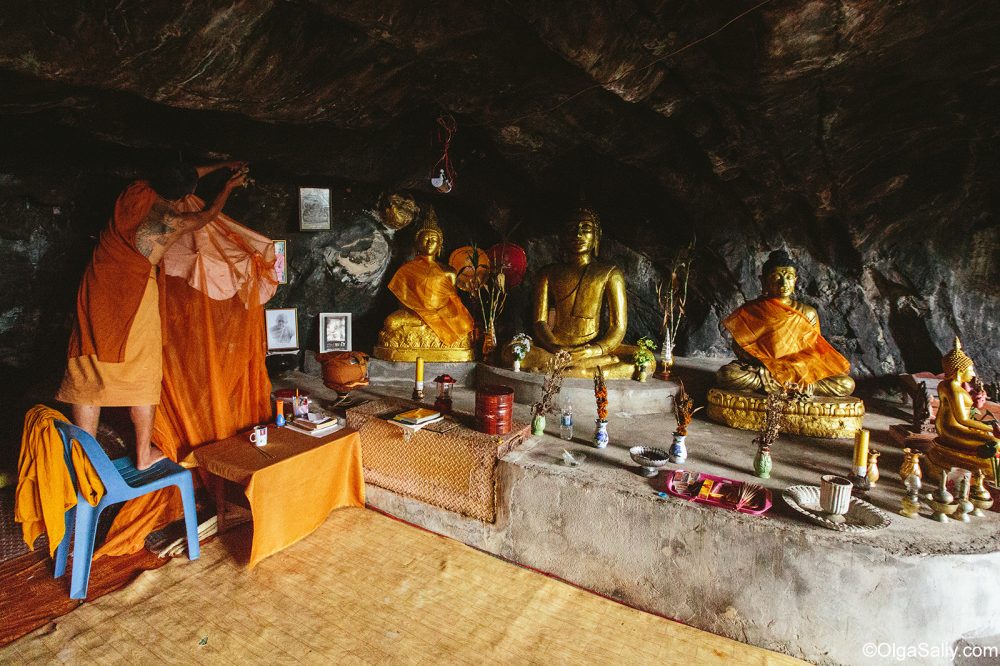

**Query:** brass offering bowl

left=629, top=446, right=671, bottom=478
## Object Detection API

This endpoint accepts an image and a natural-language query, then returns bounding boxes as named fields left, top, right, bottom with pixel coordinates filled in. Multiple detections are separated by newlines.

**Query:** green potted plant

left=632, top=336, right=657, bottom=382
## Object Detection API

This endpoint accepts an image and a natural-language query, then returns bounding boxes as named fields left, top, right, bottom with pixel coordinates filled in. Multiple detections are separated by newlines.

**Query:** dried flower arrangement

left=594, top=365, right=609, bottom=421
left=655, top=240, right=695, bottom=374
left=673, top=382, right=703, bottom=436
left=531, top=350, right=572, bottom=418
left=754, top=389, right=790, bottom=455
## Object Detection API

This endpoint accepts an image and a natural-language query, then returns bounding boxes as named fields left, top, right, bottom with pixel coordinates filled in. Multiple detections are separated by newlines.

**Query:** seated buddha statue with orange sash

left=716, top=250, right=855, bottom=398
left=373, top=210, right=475, bottom=362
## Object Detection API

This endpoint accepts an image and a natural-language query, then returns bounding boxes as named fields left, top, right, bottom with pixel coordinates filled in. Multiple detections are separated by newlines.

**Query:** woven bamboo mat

left=347, top=399, right=528, bottom=522
left=0, top=508, right=801, bottom=664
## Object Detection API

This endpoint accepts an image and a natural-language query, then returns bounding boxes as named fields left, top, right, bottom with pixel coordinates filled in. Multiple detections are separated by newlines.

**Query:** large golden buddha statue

left=926, top=338, right=1000, bottom=476
left=510, top=208, right=633, bottom=379
left=716, top=250, right=855, bottom=397
left=373, top=210, right=475, bottom=362
left=707, top=250, right=864, bottom=438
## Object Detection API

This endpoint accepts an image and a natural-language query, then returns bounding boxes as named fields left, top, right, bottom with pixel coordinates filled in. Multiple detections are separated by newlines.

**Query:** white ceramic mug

left=819, top=474, right=853, bottom=515
left=250, top=425, right=269, bottom=447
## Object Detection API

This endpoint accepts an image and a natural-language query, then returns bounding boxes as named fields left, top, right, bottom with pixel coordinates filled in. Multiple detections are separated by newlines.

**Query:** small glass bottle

left=559, top=402, right=574, bottom=440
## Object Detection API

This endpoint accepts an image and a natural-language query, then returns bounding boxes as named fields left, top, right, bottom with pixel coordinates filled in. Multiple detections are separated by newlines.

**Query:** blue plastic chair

left=52, top=420, right=200, bottom=599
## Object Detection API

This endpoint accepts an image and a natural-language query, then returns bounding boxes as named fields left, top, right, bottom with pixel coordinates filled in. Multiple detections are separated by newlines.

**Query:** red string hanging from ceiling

left=430, top=114, right=457, bottom=193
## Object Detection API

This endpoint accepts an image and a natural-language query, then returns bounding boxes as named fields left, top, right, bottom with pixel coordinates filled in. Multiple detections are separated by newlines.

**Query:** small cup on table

left=819, top=474, right=853, bottom=524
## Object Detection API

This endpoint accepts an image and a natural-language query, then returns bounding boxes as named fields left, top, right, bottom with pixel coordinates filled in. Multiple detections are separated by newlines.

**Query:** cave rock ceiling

left=0, top=1, right=997, bottom=378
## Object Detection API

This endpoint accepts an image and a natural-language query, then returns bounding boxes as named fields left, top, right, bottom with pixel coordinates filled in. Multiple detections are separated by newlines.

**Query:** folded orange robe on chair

left=722, top=298, right=850, bottom=387
left=15, top=405, right=105, bottom=557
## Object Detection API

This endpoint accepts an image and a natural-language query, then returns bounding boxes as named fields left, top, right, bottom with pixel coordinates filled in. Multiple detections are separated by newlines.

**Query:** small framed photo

left=273, top=240, right=287, bottom=284
left=299, top=187, right=331, bottom=231
left=319, top=312, right=352, bottom=353
left=265, top=308, right=299, bottom=351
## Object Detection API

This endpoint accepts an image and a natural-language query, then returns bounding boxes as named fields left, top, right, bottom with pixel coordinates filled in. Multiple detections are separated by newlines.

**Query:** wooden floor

left=0, top=544, right=167, bottom=646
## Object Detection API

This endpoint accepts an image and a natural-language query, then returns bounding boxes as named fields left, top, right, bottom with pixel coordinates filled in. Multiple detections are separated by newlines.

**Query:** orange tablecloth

left=194, top=425, right=364, bottom=568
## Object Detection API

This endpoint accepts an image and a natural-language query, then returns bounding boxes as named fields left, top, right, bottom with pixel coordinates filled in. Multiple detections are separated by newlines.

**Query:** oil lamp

left=433, top=374, right=456, bottom=414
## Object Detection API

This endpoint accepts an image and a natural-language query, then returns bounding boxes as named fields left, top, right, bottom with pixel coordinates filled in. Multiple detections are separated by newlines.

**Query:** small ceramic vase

left=819, top=474, right=853, bottom=520
left=635, top=367, right=648, bottom=382
left=669, top=432, right=687, bottom=464
left=512, top=359, right=521, bottom=372
left=531, top=414, right=545, bottom=436
left=899, top=448, right=923, bottom=482
left=866, top=450, right=881, bottom=486
left=593, top=419, right=609, bottom=449
left=753, top=447, right=772, bottom=479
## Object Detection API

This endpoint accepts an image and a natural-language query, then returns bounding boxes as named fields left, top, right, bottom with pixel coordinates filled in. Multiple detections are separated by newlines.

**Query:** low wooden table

left=194, top=425, right=364, bottom=567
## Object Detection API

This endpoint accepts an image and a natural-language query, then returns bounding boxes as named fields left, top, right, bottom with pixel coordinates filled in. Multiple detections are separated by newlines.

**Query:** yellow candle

left=852, top=429, right=869, bottom=475
left=416, top=357, right=424, bottom=383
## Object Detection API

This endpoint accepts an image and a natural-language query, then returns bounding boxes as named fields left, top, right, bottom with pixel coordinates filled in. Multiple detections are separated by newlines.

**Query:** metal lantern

left=433, top=374, right=457, bottom=414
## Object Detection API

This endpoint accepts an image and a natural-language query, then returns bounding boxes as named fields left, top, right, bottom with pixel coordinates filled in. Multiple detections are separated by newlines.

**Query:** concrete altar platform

left=279, top=359, right=1000, bottom=666
left=478, top=364, right=679, bottom=416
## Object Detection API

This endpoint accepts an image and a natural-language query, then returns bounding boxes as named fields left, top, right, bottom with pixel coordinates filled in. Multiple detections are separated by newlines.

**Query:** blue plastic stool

left=52, top=421, right=200, bottom=599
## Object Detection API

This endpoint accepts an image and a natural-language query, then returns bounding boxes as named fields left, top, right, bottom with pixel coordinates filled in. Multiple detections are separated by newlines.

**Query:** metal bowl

left=629, top=446, right=671, bottom=477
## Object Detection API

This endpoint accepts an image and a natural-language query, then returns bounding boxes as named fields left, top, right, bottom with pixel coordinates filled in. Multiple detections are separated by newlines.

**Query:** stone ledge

left=478, top=364, right=679, bottom=415
left=707, top=388, right=865, bottom=439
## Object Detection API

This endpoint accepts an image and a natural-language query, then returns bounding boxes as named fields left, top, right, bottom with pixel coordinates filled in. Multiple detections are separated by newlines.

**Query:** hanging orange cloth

left=388, top=257, right=474, bottom=345
left=15, top=405, right=105, bottom=557
left=95, top=205, right=276, bottom=558
left=722, top=298, right=850, bottom=387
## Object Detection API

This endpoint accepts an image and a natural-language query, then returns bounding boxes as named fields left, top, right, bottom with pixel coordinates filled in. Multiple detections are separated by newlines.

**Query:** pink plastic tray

left=664, top=470, right=773, bottom=515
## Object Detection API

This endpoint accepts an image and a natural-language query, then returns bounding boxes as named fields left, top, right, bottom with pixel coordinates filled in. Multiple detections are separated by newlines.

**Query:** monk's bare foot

left=136, top=447, right=167, bottom=471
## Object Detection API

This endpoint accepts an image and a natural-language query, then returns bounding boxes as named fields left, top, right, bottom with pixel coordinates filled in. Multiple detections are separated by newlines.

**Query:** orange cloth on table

left=67, top=181, right=159, bottom=364
left=15, top=405, right=105, bottom=558
left=95, top=217, right=276, bottom=558
left=722, top=297, right=850, bottom=387
left=387, top=257, right=474, bottom=345
left=194, top=427, right=365, bottom=568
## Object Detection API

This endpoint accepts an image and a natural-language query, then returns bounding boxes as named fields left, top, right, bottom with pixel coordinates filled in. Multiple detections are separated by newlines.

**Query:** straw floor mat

left=0, top=508, right=800, bottom=664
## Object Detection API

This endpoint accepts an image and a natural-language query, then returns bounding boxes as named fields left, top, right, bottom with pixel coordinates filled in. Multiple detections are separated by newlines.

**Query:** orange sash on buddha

left=388, top=258, right=474, bottom=345
left=67, top=181, right=159, bottom=363
left=723, top=298, right=849, bottom=387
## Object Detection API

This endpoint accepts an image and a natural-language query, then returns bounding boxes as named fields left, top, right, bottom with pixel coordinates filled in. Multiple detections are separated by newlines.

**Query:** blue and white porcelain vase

left=669, top=432, right=687, bottom=464
left=593, top=419, right=609, bottom=448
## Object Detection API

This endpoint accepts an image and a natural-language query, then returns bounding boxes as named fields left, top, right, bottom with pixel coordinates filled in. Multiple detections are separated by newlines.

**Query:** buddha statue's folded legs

left=717, top=359, right=855, bottom=397
left=511, top=344, right=634, bottom=380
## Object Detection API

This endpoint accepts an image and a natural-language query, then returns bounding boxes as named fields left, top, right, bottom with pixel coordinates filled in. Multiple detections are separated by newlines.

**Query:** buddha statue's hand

left=567, top=343, right=603, bottom=362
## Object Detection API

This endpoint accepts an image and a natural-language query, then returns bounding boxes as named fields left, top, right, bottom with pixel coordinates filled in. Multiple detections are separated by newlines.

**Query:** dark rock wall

left=0, top=0, right=998, bottom=469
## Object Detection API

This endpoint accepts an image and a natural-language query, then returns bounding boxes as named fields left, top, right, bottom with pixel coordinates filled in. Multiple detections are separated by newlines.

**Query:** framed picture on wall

left=299, top=187, right=331, bottom=231
left=319, top=312, right=352, bottom=353
left=265, top=307, right=299, bottom=351
left=273, top=240, right=287, bottom=284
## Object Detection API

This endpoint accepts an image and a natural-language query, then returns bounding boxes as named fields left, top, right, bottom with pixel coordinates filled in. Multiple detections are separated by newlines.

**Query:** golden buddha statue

left=373, top=210, right=475, bottom=362
left=926, top=337, right=1000, bottom=477
left=716, top=250, right=855, bottom=397
left=707, top=250, right=864, bottom=438
left=509, top=208, right=633, bottom=379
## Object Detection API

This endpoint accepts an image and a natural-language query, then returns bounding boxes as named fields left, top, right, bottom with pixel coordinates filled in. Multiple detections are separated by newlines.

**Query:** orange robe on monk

left=387, top=257, right=474, bottom=345
left=722, top=298, right=849, bottom=387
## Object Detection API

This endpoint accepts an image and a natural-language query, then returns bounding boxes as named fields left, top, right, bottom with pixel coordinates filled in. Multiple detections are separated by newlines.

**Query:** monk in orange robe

left=57, top=161, right=248, bottom=469
left=717, top=250, right=854, bottom=397
left=383, top=218, right=474, bottom=345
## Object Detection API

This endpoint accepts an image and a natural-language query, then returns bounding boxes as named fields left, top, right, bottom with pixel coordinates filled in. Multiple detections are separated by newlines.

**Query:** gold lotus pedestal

left=707, top=388, right=865, bottom=439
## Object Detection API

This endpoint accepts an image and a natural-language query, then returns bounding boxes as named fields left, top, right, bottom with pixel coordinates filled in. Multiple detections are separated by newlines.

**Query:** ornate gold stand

left=923, top=441, right=992, bottom=479
left=707, top=388, right=865, bottom=439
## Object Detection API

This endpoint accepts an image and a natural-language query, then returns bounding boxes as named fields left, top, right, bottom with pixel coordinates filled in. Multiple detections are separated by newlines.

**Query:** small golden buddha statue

left=373, top=210, right=475, bottom=362
left=926, top=337, right=1000, bottom=477
left=716, top=250, right=855, bottom=398
left=510, top=208, right=633, bottom=379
